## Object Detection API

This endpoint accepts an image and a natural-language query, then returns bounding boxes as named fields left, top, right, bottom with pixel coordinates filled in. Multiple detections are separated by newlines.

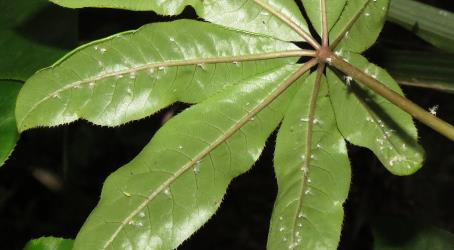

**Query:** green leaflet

left=49, top=0, right=309, bottom=42
left=268, top=73, right=351, bottom=250
left=199, top=0, right=309, bottom=42
left=23, top=237, right=73, bottom=250
left=16, top=20, right=300, bottom=131
left=327, top=52, right=424, bottom=175
left=0, top=81, right=21, bottom=167
left=0, top=0, right=77, bottom=81
left=301, top=0, right=347, bottom=36
left=330, top=0, right=389, bottom=53
left=73, top=64, right=304, bottom=250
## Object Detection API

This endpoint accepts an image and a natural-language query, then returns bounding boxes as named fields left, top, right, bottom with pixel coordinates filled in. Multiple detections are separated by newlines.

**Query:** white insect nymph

left=429, top=105, right=439, bottom=116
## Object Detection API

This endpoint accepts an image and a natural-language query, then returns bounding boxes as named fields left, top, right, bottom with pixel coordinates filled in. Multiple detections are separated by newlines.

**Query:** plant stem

left=330, top=54, right=454, bottom=141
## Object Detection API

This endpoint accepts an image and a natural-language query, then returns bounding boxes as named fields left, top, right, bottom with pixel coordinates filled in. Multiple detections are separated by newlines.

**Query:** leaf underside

left=16, top=0, right=426, bottom=249
left=16, top=20, right=299, bottom=131
left=327, top=52, right=424, bottom=176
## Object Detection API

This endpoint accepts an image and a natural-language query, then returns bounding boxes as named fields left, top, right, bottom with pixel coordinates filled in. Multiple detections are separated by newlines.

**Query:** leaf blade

left=268, top=73, right=351, bottom=250
left=327, top=52, right=424, bottom=175
left=16, top=20, right=301, bottom=131
left=330, top=0, right=389, bottom=53
left=200, top=0, right=310, bottom=42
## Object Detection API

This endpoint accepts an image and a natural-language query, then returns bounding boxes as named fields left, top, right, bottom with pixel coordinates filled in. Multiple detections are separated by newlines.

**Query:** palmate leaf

left=327, top=52, right=423, bottom=175
left=0, top=81, right=21, bottom=167
left=49, top=0, right=309, bottom=41
left=16, top=0, right=431, bottom=249
left=73, top=64, right=307, bottom=249
left=268, top=73, right=351, bottom=250
left=16, top=20, right=301, bottom=131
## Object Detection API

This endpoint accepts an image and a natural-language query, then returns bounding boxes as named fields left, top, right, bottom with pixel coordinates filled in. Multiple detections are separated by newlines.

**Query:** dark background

left=1, top=1, right=453, bottom=249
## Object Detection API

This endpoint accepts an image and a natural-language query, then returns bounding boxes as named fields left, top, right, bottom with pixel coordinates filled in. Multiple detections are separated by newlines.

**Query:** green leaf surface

left=0, top=80, right=21, bottom=167
left=301, top=0, right=347, bottom=36
left=330, top=0, right=389, bottom=53
left=0, top=0, right=77, bottom=81
left=388, top=0, right=454, bottom=53
left=268, top=73, right=351, bottom=250
left=23, top=237, right=73, bottom=250
left=199, top=0, right=309, bottom=42
left=73, top=64, right=303, bottom=250
left=379, top=49, right=454, bottom=93
left=49, top=0, right=309, bottom=42
left=327, top=52, right=424, bottom=175
left=16, top=20, right=301, bottom=131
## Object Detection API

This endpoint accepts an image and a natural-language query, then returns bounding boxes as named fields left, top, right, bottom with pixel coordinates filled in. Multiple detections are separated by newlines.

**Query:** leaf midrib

left=290, top=66, right=323, bottom=246
left=101, top=60, right=318, bottom=249
left=19, top=50, right=311, bottom=129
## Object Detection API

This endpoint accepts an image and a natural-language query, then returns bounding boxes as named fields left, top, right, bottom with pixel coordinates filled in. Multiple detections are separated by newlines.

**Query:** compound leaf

left=0, top=81, right=21, bottom=167
left=330, top=0, right=389, bottom=53
left=268, top=73, right=351, bottom=250
left=301, top=0, right=347, bottom=36
left=23, top=237, right=73, bottom=250
left=73, top=64, right=305, bottom=250
left=16, top=20, right=300, bottom=131
left=327, top=52, right=424, bottom=175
